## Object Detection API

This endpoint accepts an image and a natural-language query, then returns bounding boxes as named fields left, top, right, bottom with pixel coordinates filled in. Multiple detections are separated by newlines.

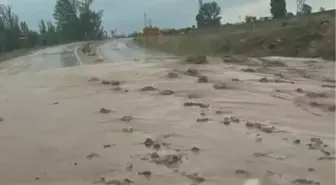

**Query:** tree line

left=195, top=0, right=325, bottom=28
left=0, top=0, right=107, bottom=53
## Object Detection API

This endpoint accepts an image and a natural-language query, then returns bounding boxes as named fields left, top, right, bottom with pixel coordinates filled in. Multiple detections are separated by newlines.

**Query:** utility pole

left=144, top=13, right=147, bottom=28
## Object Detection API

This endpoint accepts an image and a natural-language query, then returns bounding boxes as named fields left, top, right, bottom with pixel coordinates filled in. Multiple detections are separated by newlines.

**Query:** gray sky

left=1, top=0, right=335, bottom=33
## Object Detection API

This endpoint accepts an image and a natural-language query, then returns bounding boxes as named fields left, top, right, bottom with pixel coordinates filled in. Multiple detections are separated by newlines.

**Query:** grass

left=136, top=12, right=335, bottom=60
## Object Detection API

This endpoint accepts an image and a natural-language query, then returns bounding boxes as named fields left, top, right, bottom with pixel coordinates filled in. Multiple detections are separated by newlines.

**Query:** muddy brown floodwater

left=0, top=40, right=335, bottom=185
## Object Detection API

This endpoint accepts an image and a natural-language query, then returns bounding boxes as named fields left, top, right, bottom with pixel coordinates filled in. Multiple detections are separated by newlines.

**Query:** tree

left=196, top=2, right=221, bottom=28
left=53, top=0, right=81, bottom=41
left=301, top=4, right=312, bottom=14
left=53, top=0, right=104, bottom=41
left=0, top=4, right=21, bottom=51
left=245, top=16, right=257, bottom=23
left=270, top=0, right=287, bottom=19
left=38, top=20, right=46, bottom=34
left=20, top=21, right=29, bottom=33
left=319, top=7, right=325, bottom=12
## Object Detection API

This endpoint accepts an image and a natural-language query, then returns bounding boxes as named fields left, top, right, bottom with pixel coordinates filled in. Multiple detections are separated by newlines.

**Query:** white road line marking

left=244, top=178, right=261, bottom=185
left=96, top=45, right=104, bottom=61
left=74, top=46, right=83, bottom=65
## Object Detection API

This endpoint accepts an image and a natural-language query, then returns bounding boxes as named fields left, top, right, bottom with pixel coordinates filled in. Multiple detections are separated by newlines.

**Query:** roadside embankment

left=135, top=16, right=335, bottom=61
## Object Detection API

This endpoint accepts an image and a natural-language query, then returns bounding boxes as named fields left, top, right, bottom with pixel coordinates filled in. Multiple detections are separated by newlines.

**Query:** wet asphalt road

left=98, top=38, right=174, bottom=63
left=0, top=42, right=81, bottom=75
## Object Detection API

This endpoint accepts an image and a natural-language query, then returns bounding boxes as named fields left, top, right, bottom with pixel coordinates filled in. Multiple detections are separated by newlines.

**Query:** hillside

left=136, top=11, right=335, bottom=60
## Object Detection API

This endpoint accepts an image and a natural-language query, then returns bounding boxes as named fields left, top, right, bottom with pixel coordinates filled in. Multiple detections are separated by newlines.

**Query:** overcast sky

left=0, top=0, right=335, bottom=33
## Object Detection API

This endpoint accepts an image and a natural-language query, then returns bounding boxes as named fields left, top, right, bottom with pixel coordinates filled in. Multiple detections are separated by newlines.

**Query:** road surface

left=98, top=39, right=175, bottom=63
left=0, top=43, right=81, bottom=75
left=0, top=39, right=334, bottom=185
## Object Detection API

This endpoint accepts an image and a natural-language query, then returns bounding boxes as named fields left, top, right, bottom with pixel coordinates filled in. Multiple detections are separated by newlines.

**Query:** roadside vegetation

left=136, top=0, right=335, bottom=60
left=0, top=0, right=107, bottom=61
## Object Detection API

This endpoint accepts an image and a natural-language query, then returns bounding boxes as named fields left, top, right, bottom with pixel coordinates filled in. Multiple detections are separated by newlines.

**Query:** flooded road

left=0, top=40, right=335, bottom=185
left=98, top=39, right=174, bottom=63
left=0, top=43, right=81, bottom=75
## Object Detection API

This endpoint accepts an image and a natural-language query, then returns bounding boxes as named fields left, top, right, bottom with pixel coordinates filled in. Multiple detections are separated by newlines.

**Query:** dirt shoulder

left=0, top=48, right=36, bottom=63
left=136, top=15, right=335, bottom=61
left=0, top=54, right=334, bottom=184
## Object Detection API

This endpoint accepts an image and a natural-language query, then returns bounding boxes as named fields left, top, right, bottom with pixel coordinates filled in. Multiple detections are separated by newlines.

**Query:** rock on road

left=0, top=39, right=335, bottom=185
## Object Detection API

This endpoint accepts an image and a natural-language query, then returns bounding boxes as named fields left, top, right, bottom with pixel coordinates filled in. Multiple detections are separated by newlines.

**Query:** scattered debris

left=159, top=89, right=175, bottom=95
left=275, top=72, right=284, bottom=78
left=196, top=118, right=209, bottom=122
left=140, top=86, right=157, bottom=92
left=262, top=60, right=287, bottom=67
left=253, top=152, right=285, bottom=160
left=152, top=154, right=182, bottom=166
left=245, top=121, right=254, bottom=128
left=86, top=152, right=100, bottom=160
left=103, top=144, right=114, bottom=148
left=256, top=134, right=262, bottom=142
left=197, top=75, right=209, bottom=83
left=182, top=172, right=205, bottom=183
left=35, top=177, right=40, bottom=181
left=150, top=152, right=160, bottom=159
left=292, top=178, right=320, bottom=185
left=121, top=116, right=133, bottom=122
left=320, top=148, right=331, bottom=156
left=52, top=102, right=59, bottom=105
left=138, top=171, right=152, bottom=178
left=259, top=77, right=269, bottom=83
left=110, top=80, right=121, bottom=86
left=123, top=178, right=134, bottom=184
left=311, top=137, right=323, bottom=144
left=144, top=138, right=154, bottom=147
left=259, top=125, right=276, bottom=133
left=232, top=78, right=240, bottom=82
left=241, top=68, right=256, bottom=73
left=222, top=117, right=231, bottom=125
left=88, top=77, right=100, bottom=82
left=321, top=84, right=336, bottom=88
left=318, top=156, right=335, bottom=160
left=93, top=59, right=103, bottom=63
left=235, top=169, right=250, bottom=177
left=308, top=168, right=315, bottom=172
left=230, top=116, right=240, bottom=123
left=187, top=93, right=201, bottom=99
left=122, top=127, right=134, bottom=133
left=185, top=55, right=207, bottom=64
left=126, top=164, right=133, bottom=172
left=101, top=80, right=111, bottom=85
left=100, top=108, right=111, bottom=114
left=153, top=143, right=161, bottom=150
left=184, top=68, right=199, bottom=76
left=191, top=146, right=200, bottom=153
left=184, top=102, right=209, bottom=108
left=293, top=139, right=301, bottom=144
left=104, top=178, right=134, bottom=185
left=213, top=83, right=229, bottom=90
left=305, top=92, right=327, bottom=98
left=112, top=87, right=129, bottom=92
left=215, top=109, right=227, bottom=115
left=166, top=71, right=180, bottom=79
left=296, top=88, right=304, bottom=93
left=328, top=105, right=335, bottom=112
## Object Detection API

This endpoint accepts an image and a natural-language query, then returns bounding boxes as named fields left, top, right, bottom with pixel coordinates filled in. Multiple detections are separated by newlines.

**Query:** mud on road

left=0, top=50, right=335, bottom=185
